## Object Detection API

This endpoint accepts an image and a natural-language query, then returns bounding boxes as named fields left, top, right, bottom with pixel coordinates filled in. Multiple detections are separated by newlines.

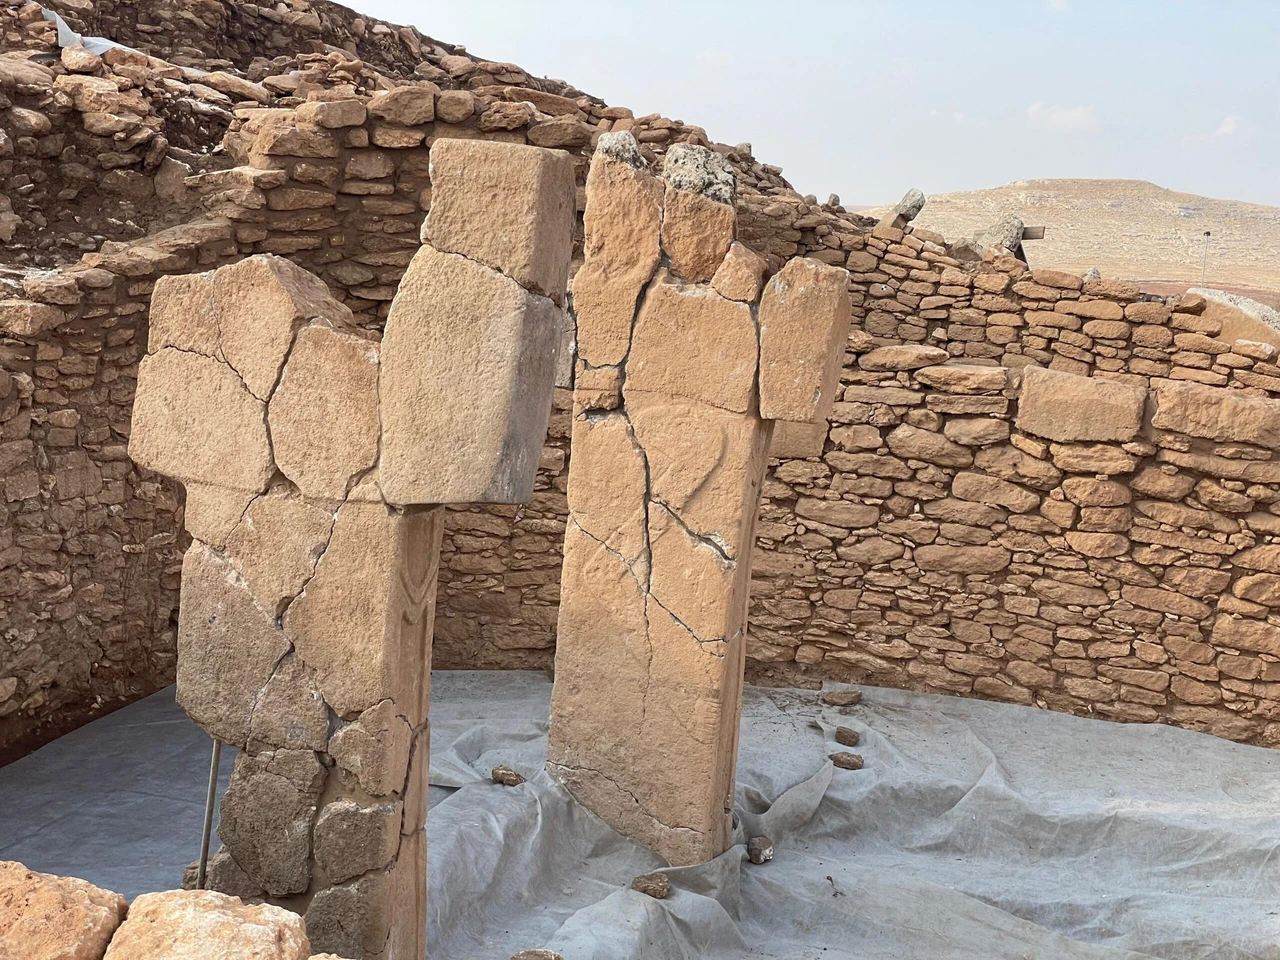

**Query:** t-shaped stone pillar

left=547, top=133, right=852, bottom=865
left=129, top=139, right=574, bottom=960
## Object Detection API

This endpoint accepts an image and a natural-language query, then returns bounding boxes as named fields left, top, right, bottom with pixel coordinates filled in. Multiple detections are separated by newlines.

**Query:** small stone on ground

left=830, top=751, right=864, bottom=770
left=822, top=688, right=863, bottom=707
left=492, top=765, right=526, bottom=787
left=835, top=726, right=860, bottom=747
left=631, top=871, right=671, bottom=899
left=747, top=836, right=774, bottom=864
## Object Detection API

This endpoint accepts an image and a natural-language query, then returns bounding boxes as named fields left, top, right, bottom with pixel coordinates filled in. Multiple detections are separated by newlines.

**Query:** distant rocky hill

left=867, top=179, right=1280, bottom=300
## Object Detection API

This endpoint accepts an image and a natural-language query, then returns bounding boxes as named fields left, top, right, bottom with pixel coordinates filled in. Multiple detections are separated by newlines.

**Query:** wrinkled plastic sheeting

left=40, top=5, right=150, bottom=58
left=425, top=672, right=1280, bottom=960
left=3, top=672, right=1279, bottom=958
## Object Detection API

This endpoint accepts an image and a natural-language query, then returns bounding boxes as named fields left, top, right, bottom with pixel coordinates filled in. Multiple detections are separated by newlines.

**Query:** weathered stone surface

left=859, top=345, right=949, bottom=371
left=268, top=325, right=380, bottom=500
left=380, top=246, right=560, bottom=504
left=367, top=85, right=436, bottom=125
left=248, top=654, right=330, bottom=753
left=102, top=890, right=308, bottom=960
left=219, top=750, right=323, bottom=897
left=914, top=364, right=1009, bottom=394
left=0, top=299, right=66, bottom=336
left=1064, top=532, right=1129, bottom=558
left=175, top=484, right=253, bottom=550
left=952, top=472, right=1039, bottom=513
left=1049, top=443, right=1138, bottom=474
left=329, top=699, right=414, bottom=796
left=943, top=418, right=1010, bottom=446
left=573, top=134, right=663, bottom=366
left=626, top=271, right=757, bottom=414
left=711, top=241, right=768, bottom=302
left=1017, top=366, right=1146, bottom=443
left=426, top=139, right=575, bottom=302
left=1152, top=379, right=1280, bottom=450
left=661, top=184, right=735, bottom=283
left=148, top=272, right=216, bottom=355
left=1130, top=466, right=1196, bottom=500
left=974, top=445, right=1063, bottom=490
left=131, top=349, right=274, bottom=491
left=214, top=255, right=353, bottom=401
left=0, top=861, right=126, bottom=960
left=915, top=545, right=1012, bottom=573
left=305, top=833, right=423, bottom=960
left=795, top=496, right=879, bottom=529
left=1234, top=574, right=1280, bottom=606
left=565, top=412, right=648, bottom=573
left=758, top=258, right=852, bottom=423
left=886, top=424, right=972, bottom=467
left=1212, top=615, right=1280, bottom=657
left=314, top=800, right=402, bottom=884
left=631, top=872, right=670, bottom=899
left=296, top=98, right=367, bottom=128
left=176, top=544, right=289, bottom=746
left=224, top=491, right=334, bottom=614
left=286, top=503, right=441, bottom=720
left=629, top=395, right=771, bottom=558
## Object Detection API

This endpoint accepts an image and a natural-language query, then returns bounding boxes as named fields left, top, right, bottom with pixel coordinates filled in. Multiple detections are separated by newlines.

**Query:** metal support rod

left=196, top=738, right=222, bottom=890
left=1201, top=231, right=1211, bottom=284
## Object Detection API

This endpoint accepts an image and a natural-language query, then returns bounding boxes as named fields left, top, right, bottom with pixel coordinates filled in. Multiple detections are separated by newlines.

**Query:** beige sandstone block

left=224, top=491, right=335, bottom=614
left=661, top=185, right=735, bottom=283
left=367, top=85, right=435, bottom=125
left=648, top=502, right=740, bottom=645
left=380, top=246, right=560, bottom=504
left=758, top=257, right=852, bottom=423
left=176, top=543, right=290, bottom=746
left=149, top=271, right=217, bottom=355
left=0, top=861, right=127, bottom=960
left=218, top=750, right=323, bottom=896
left=329, top=699, right=414, bottom=797
left=182, top=482, right=259, bottom=548
left=573, top=134, right=663, bottom=366
left=304, top=832, right=423, bottom=960
left=249, top=655, right=330, bottom=753
left=1016, top=365, right=1146, bottom=443
left=1212, top=615, right=1280, bottom=657
left=859, top=345, right=949, bottom=371
left=548, top=523, right=740, bottom=865
left=1152, top=378, right=1280, bottom=450
left=285, top=502, right=442, bottom=720
left=711, top=242, right=768, bottom=302
left=626, top=271, right=757, bottom=414
left=915, top=363, right=1009, bottom=394
left=313, top=799, right=403, bottom=884
left=104, top=891, right=307, bottom=960
left=629, top=395, right=771, bottom=559
left=426, top=139, right=575, bottom=302
left=213, top=255, right=354, bottom=400
left=952, top=471, right=1039, bottom=513
left=131, top=349, right=274, bottom=491
left=769, top=420, right=827, bottom=459
left=269, top=325, right=380, bottom=500
left=565, top=412, right=649, bottom=578
left=915, top=544, right=1012, bottom=573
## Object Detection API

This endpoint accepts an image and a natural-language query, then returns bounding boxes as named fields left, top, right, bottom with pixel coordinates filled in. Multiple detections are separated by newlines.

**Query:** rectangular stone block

left=1152, top=378, right=1280, bottom=449
left=1015, top=365, right=1147, bottom=443
left=758, top=257, right=852, bottom=423
left=425, top=138, right=575, bottom=302
left=380, top=246, right=561, bottom=505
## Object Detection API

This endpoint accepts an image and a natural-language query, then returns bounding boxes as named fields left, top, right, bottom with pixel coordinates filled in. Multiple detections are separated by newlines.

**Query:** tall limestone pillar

left=547, top=132, right=853, bottom=865
left=129, top=139, right=574, bottom=959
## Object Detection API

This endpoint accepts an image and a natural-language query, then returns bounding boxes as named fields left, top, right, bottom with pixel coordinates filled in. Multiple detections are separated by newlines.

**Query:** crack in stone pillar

left=548, top=132, right=853, bottom=866
left=129, top=138, right=575, bottom=960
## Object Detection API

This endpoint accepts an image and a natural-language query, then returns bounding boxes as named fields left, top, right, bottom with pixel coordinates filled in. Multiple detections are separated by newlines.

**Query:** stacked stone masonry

left=7, top=0, right=1280, bottom=755
left=0, top=858, right=356, bottom=960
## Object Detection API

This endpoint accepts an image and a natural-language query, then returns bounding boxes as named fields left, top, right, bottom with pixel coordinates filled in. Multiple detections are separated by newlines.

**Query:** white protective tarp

left=3, top=672, right=1279, bottom=959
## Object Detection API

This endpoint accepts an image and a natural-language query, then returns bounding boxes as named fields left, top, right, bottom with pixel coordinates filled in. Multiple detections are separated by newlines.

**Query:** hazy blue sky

left=359, top=0, right=1280, bottom=208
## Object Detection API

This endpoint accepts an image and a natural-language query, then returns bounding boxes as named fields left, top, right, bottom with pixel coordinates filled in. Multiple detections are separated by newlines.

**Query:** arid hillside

left=868, top=179, right=1280, bottom=300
